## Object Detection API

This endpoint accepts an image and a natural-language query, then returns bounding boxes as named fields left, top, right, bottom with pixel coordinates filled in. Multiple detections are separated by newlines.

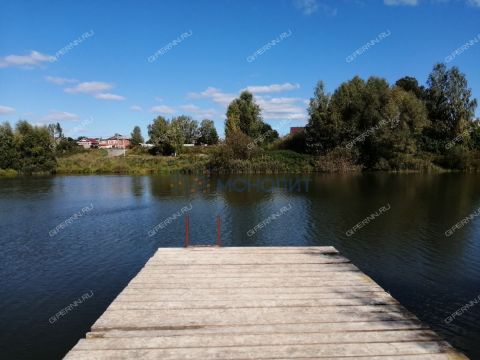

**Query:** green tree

left=14, top=121, right=56, bottom=173
left=167, top=119, right=187, bottom=154
left=425, top=63, right=477, bottom=151
left=147, top=116, right=171, bottom=155
left=56, top=122, right=63, bottom=139
left=355, top=77, right=397, bottom=168
left=384, top=87, right=429, bottom=163
left=305, top=81, right=332, bottom=154
left=198, top=119, right=219, bottom=145
left=56, top=137, right=83, bottom=156
left=131, top=126, right=144, bottom=146
left=225, top=91, right=263, bottom=139
left=0, top=122, right=17, bottom=169
left=170, top=115, right=199, bottom=144
left=328, top=76, right=367, bottom=150
left=395, top=76, right=425, bottom=100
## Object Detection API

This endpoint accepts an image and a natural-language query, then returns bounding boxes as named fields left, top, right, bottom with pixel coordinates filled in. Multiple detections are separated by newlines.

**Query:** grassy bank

left=55, top=149, right=315, bottom=174
left=3, top=147, right=473, bottom=177
left=56, top=149, right=208, bottom=174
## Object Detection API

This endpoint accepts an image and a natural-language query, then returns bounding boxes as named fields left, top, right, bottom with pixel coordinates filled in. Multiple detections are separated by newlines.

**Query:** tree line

left=220, top=63, right=479, bottom=171
left=0, top=121, right=57, bottom=174
left=146, top=116, right=218, bottom=155
left=1, top=62, right=479, bottom=174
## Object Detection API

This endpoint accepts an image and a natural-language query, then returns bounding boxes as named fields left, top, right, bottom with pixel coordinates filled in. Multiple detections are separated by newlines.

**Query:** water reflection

left=0, top=173, right=479, bottom=359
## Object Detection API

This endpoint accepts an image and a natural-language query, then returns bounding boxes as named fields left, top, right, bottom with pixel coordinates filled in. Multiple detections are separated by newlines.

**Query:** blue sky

left=0, top=0, right=479, bottom=138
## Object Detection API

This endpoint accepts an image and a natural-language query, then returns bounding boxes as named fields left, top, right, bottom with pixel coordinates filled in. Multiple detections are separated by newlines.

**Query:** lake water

left=1, top=174, right=480, bottom=359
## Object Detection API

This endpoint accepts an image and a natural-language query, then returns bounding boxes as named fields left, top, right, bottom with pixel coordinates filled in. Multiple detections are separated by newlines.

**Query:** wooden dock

left=65, top=246, right=468, bottom=359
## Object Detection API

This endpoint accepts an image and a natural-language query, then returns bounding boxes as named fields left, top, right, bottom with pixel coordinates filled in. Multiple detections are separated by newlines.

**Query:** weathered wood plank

left=91, top=307, right=419, bottom=331
left=64, top=247, right=468, bottom=360
left=75, top=330, right=442, bottom=349
left=143, top=263, right=360, bottom=272
left=119, top=286, right=387, bottom=296
left=65, top=342, right=464, bottom=359
left=148, top=246, right=339, bottom=253
left=86, top=320, right=430, bottom=338
left=112, top=296, right=398, bottom=307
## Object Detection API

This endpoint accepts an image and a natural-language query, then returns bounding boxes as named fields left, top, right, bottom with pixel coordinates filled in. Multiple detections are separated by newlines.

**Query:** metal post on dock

left=216, top=215, right=221, bottom=247
left=184, top=215, right=189, bottom=247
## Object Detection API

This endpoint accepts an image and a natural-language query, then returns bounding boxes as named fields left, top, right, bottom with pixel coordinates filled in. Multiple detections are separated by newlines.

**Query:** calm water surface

left=1, top=174, right=480, bottom=359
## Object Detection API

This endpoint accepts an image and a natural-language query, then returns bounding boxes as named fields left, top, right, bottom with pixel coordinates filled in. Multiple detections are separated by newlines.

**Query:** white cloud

left=130, top=105, right=143, bottom=112
left=384, top=0, right=418, bottom=5
left=244, top=83, right=300, bottom=94
left=42, top=110, right=79, bottom=122
left=0, top=105, right=15, bottom=115
left=45, top=76, right=78, bottom=85
left=384, top=0, right=480, bottom=7
left=180, top=104, right=216, bottom=118
left=0, top=50, right=55, bottom=68
left=187, top=85, right=307, bottom=122
left=151, top=105, right=176, bottom=114
left=94, top=93, right=125, bottom=101
left=294, top=0, right=319, bottom=14
left=294, top=0, right=337, bottom=15
left=187, top=87, right=236, bottom=106
left=65, top=81, right=113, bottom=94
left=257, top=96, right=308, bottom=121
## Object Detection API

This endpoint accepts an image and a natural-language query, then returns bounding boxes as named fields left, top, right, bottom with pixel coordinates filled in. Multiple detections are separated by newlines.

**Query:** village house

left=290, top=127, right=305, bottom=135
left=76, top=138, right=99, bottom=149
left=99, top=135, right=131, bottom=149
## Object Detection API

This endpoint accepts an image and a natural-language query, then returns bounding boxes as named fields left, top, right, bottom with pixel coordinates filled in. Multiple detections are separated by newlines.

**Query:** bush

left=0, top=168, right=18, bottom=177
left=274, top=132, right=307, bottom=153
left=226, top=131, right=256, bottom=160
left=436, top=146, right=474, bottom=170
left=314, top=147, right=362, bottom=173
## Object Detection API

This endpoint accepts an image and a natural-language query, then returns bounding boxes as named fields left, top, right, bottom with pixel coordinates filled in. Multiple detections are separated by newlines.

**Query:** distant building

left=77, top=138, right=99, bottom=149
left=290, top=127, right=305, bottom=135
left=99, top=135, right=131, bottom=149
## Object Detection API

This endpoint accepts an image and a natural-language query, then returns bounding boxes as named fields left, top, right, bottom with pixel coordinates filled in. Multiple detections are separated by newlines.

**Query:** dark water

left=1, top=174, right=480, bottom=359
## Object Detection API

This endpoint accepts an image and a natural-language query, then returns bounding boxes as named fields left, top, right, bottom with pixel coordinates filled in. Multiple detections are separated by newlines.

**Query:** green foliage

left=130, top=126, right=144, bottom=146
left=198, top=119, right=219, bottom=145
left=0, top=122, right=18, bottom=170
left=14, top=120, right=56, bottom=174
left=147, top=115, right=215, bottom=155
left=395, top=76, right=426, bottom=99
left=225, top=91, right=263, bottom=138
left=314, top=147, right=361, bottom=173
left=147, top=116, right=172, bottom=155
left=171, top=115, right=199, bottom=144
left=226, top=130, right=255, bottom=160
left=55, top=137, right=84, bottom=157
left=276, top=132, right=306, bottom=153
left=425, top=63, right=477, bottom=148
left=305, top=81, right=331, bottom=154
left=225, top=91, right=275, bottom=142
left=0, top=168, right=18, bottom=177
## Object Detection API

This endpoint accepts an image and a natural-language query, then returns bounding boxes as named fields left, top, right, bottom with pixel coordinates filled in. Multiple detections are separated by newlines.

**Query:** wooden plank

left=91, top=308, right=419, bottom=331
left=65, top=342, right=464, bottom=359
left=64, top=247, right=468, bottom=360
left=107, top=301, right=405, bottom=311
left=87, top=320, right=430, bottom=338
left=118, top=286, right=387, bottom=296
left=142, top=263, right=360, bottom=272
left=148, top=246, right=339, bottom=254
left=132, top=271, right=367, bottom=280
left=75, top=330, right=442, bottom=349
left=112, top=296, right=398, bottom=306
